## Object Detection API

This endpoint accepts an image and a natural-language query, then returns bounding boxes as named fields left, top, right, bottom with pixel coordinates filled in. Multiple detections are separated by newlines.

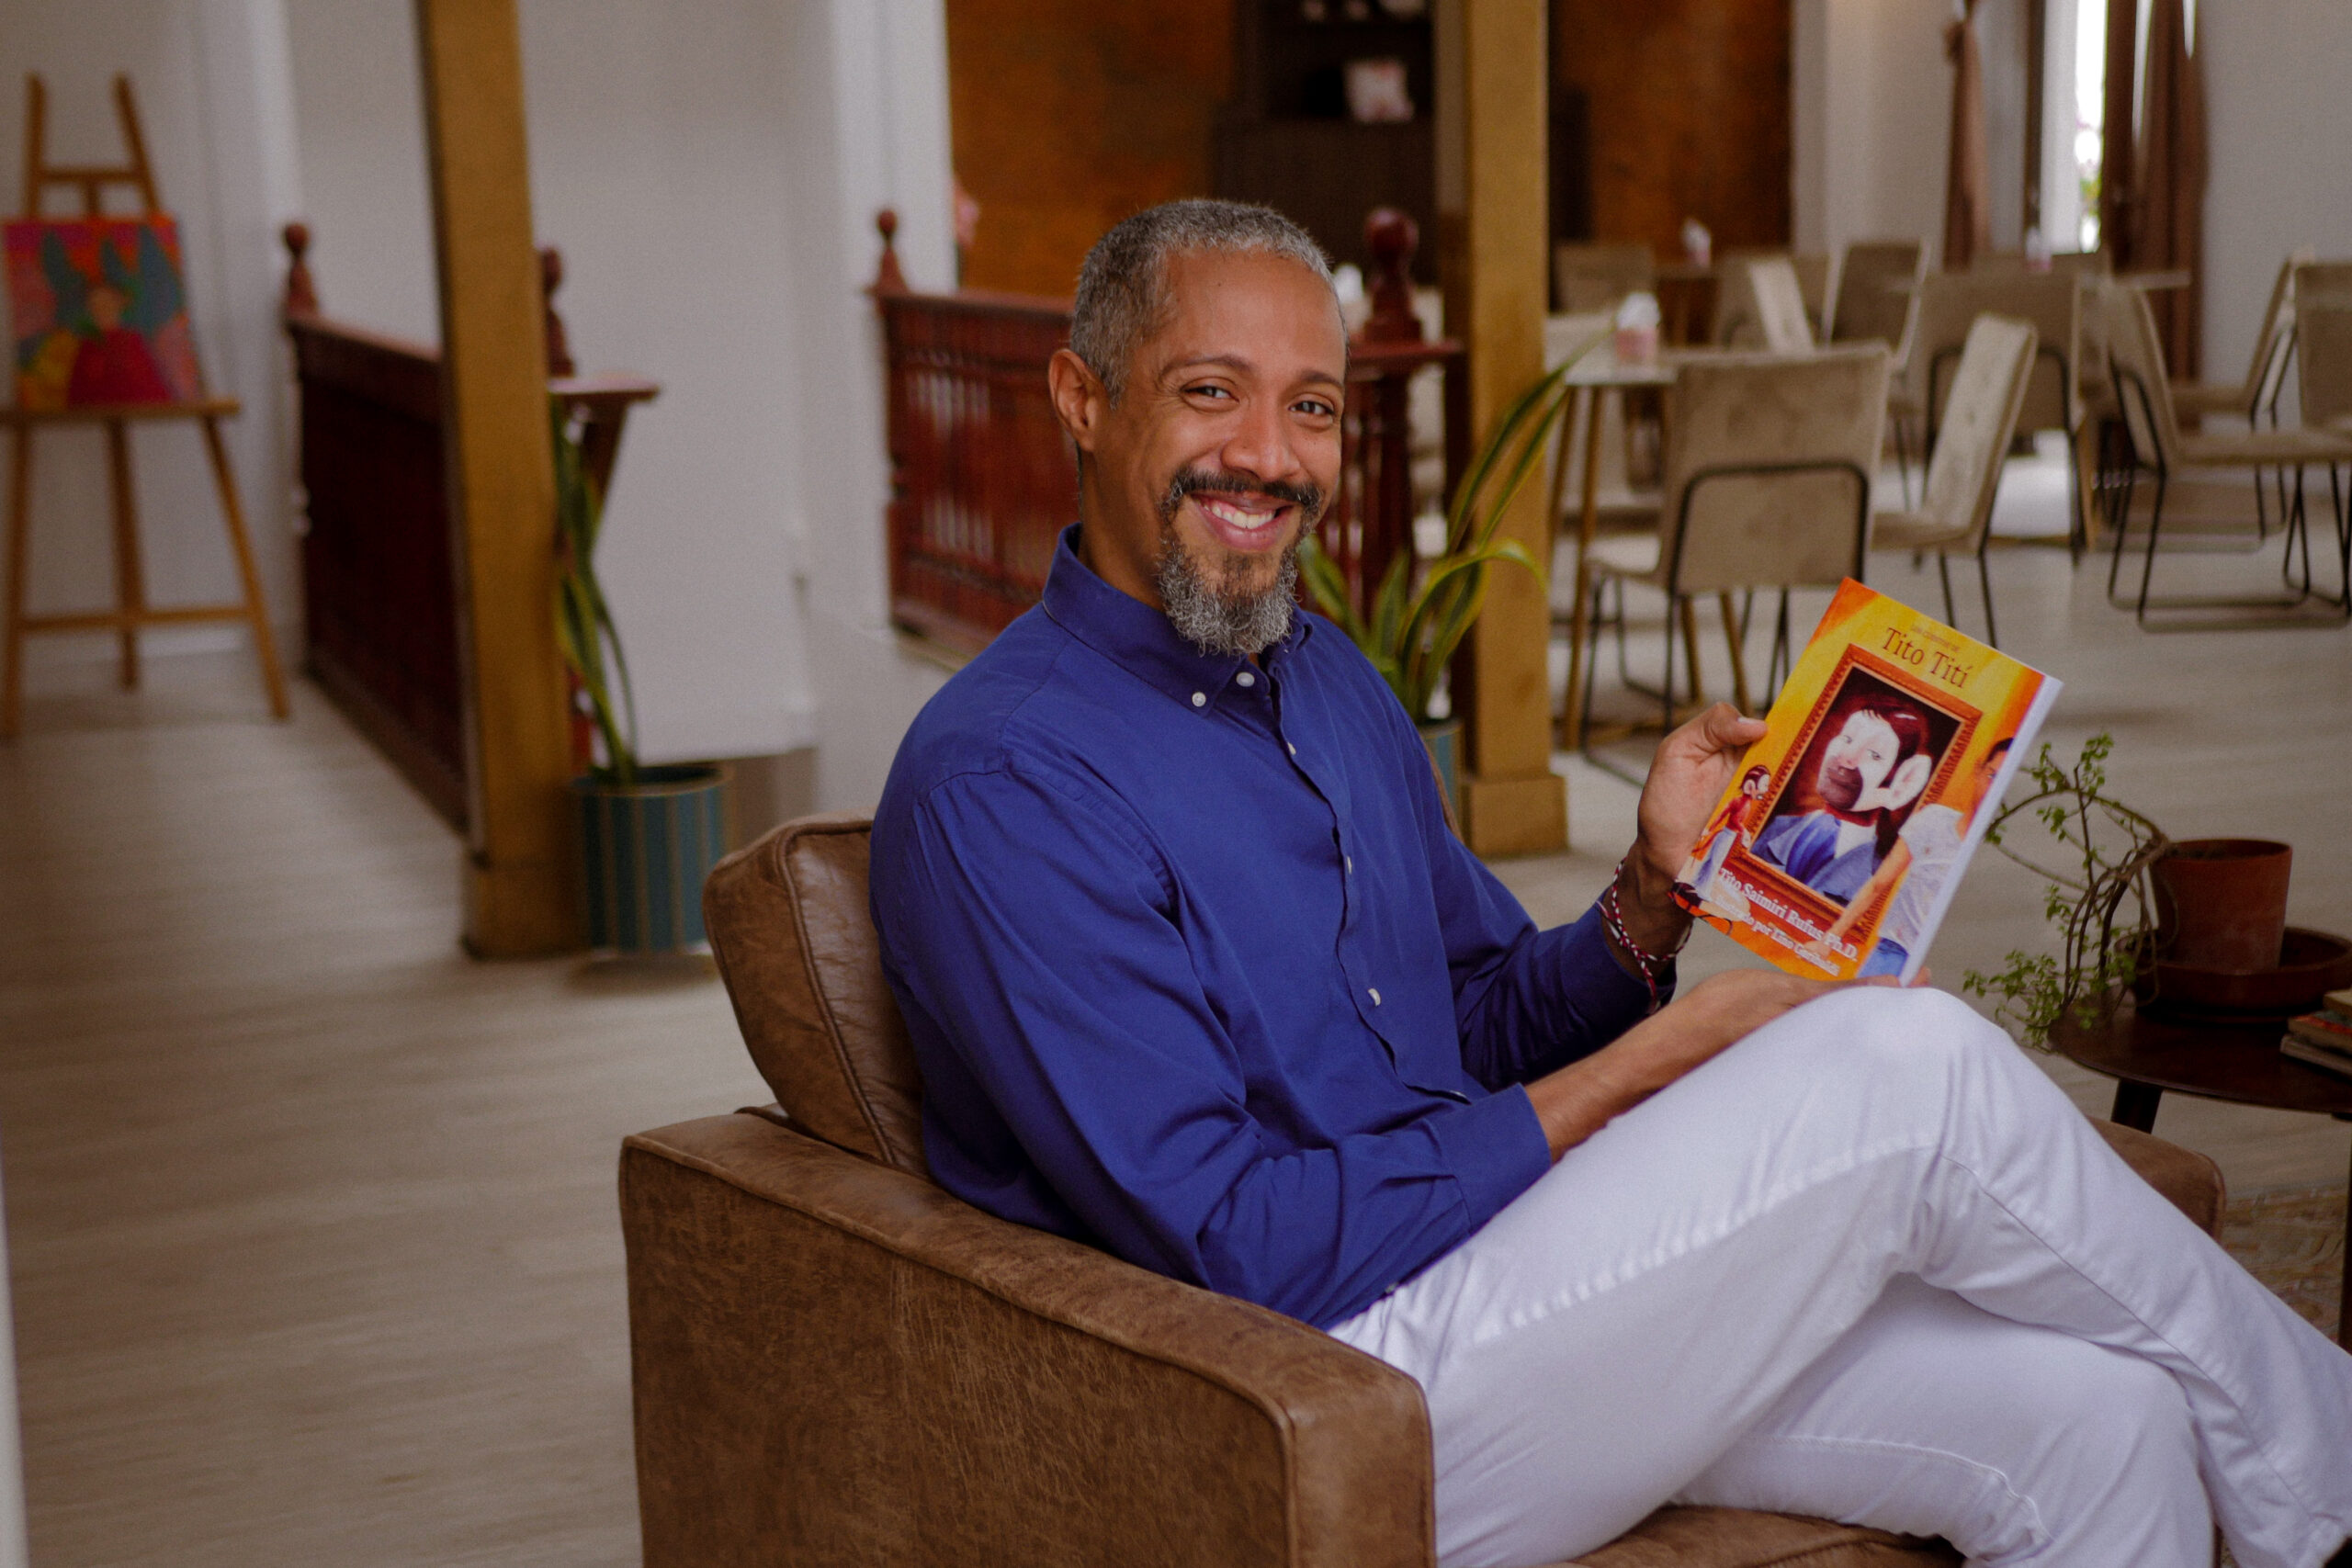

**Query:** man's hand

left=1604, top=704, right=1769, bottom=966
left=1526, top=967, right=1908, bottom=1159
left=1634, top=703, right=1769, bottom=886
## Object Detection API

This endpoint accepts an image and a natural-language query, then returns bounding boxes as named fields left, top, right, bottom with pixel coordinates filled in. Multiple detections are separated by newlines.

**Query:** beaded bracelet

left=1599, top=859, right=1690, bottom=1010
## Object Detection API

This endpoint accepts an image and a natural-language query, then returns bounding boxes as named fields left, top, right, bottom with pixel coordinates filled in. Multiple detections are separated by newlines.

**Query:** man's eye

left=1186, top=383, right=1236, bottom=401
left=1294, top=397, right=1339, bottom=420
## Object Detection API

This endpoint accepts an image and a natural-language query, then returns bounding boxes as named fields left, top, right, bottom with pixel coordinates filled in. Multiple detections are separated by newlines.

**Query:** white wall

left=775, top=0, right=957, bottom=811
left=280, top=0, right=435, bottom=344
left=1795, top=0, right=1954, bottom=266
left=277, top=0, right=956, bottom=797
left=2198, top=0, right=2352, bottom=387
left=0, top=0, right=304, bottom=691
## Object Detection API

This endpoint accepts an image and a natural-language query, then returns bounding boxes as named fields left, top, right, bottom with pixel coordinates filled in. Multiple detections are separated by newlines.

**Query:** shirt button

left=1367, top=987, right=1383, bottom=1006
left=1191, top=691, right=1207, bottom=708
left=1235, top=671, right=1256, bottom=688
left=1287, top=741, right=1297, bottom=756
left=1344, top=856, right=1353, bottom=874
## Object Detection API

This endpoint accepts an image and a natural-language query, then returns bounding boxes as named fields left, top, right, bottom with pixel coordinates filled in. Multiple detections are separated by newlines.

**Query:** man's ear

left=1048, top=348, right=1106, bottom=456
left=1883, top=754, right=1934, bottom=811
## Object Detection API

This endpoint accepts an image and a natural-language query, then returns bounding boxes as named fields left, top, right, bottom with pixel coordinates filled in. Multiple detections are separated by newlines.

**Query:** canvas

left=6, top=217, right=202, bottom=411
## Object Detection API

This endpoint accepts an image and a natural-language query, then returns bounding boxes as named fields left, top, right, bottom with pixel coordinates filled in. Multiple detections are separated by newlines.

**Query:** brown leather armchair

left=623, top=814, right=2227, bottom=1568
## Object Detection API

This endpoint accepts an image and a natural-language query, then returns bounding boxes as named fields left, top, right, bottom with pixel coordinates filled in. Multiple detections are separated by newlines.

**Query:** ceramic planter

left=2150, top=838, right=2291, bottom=975
left=572, top=763, right=729, bottom=953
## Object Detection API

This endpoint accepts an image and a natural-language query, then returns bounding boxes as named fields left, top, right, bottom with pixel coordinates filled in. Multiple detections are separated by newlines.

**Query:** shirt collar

left=1039, top=524, right=1311, bottom=708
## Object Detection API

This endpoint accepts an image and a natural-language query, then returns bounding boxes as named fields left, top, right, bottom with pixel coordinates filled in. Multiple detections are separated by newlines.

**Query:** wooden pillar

left=415, top=0, right=581, bottom=955
left=1439, top=0, right=1566, bottom=857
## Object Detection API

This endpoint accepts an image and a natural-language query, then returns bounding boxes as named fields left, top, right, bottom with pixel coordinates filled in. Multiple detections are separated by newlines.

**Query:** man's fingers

left=1676, top=701, right=1766, bottom=756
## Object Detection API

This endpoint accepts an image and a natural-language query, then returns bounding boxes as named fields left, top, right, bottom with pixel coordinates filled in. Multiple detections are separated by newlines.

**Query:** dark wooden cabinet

left=1214, top=1, right=1439, bottom=280
left=1213, top=1, right=1587, bottom=288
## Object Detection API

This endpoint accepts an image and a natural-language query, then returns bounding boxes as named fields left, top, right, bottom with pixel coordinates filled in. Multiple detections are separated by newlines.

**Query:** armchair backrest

left=1828, top=239, right=1925, bottom=349
left=702, top=813, right=931, bottom=1176
left=1911, top=271, right=2077, bottom=437
left=1657, top=345, right=1889, bottom=596
left=1915, top=315, right=2037, bottom=551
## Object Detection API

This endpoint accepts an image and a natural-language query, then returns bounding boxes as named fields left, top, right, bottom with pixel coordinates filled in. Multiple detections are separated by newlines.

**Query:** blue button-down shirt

left=870, top=527, right=1658, bottom=1329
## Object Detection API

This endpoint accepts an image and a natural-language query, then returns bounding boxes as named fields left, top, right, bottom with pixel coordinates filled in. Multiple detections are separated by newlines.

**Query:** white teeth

left=1197, top=496, right=1282, bottom=531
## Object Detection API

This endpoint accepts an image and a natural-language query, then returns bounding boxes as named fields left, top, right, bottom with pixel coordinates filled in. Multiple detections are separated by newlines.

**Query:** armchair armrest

left=622, top=1113, right=1433, bottom=1568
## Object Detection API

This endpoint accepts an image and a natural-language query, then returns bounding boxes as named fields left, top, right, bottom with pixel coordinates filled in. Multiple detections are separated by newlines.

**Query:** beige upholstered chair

left=620, top=813, right=2227, bottom=1568
left=1903, top=272, right=2084, bottom=547
left=2290, top=296, right=2352, bottom=606
left=1828, top=240, right=1926, bottom=349
left=1580, top=346, right=1890, bottom=754
left=1711, top=250, right=1827, bottom=345
left=1555, top=242, right=1657, bottom=314
left=2098, top=280, right=2352, bottom=623
left=2171, top=249, right=2312, bottom=424
left=1871, top=316, right=2038, bottom=647
left=1745, top=257, right=1816, bottom=354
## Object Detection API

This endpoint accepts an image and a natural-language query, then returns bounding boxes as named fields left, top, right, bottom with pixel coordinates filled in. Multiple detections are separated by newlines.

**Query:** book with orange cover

left=1671, top=579, right=2062, bottom=983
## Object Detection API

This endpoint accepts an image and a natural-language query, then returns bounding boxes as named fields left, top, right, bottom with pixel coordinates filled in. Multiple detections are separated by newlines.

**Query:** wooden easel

left=1, top=73, right=288, bottom=737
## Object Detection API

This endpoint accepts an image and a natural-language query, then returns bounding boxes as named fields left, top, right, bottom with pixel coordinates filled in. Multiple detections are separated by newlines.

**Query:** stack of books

left=2279, top=990, right=2352, bottom=1079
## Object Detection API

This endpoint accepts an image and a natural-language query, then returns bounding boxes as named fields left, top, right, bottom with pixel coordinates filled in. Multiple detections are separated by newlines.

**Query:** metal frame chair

left=1870, top=315, right=2039, bottom=648
left=1578, top=348, right=1890, bottom=780
left=2099, top=282, right=2352, bottom=626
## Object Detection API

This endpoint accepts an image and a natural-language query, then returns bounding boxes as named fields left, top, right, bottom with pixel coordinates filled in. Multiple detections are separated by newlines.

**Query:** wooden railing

left=871, top=209, right=1463, bottom=654
left=279, top=225, right=655, bottom=828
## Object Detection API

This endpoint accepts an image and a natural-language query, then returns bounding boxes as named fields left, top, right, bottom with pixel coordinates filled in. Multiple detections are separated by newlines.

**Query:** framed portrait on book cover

left=6, top=217, right=203, bottom=411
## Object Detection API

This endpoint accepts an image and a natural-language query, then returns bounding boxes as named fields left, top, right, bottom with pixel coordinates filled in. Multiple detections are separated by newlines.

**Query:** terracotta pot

left=2150, top=839, right=2291, bottom=975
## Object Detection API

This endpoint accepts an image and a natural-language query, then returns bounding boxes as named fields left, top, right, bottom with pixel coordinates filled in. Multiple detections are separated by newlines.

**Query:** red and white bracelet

left=1599, top=859, right=1690, bottom=1010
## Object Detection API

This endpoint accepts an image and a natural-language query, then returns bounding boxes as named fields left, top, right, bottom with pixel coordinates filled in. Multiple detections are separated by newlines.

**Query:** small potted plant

left=554, top=399, right=729, bottom=953
left=1962, top=734, right=2171, bottom=1047
left=1297, top=347, right=1587, bottom=808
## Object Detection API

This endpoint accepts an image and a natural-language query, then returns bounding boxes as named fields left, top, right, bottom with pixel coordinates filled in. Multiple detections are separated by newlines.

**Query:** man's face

left=1050, top=250, right=1346, bottom=649
left=1817, top=709, right=1934, bottom=817
left=1817, top=712, right=1903, bottom=811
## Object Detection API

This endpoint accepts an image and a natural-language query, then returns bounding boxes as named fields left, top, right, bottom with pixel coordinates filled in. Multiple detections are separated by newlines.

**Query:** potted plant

left=1962, top=734, right=2171, bottom=1047
left=1297, top=345, right=1589, bottom=808
left=554, top=398, right=729, bottom=953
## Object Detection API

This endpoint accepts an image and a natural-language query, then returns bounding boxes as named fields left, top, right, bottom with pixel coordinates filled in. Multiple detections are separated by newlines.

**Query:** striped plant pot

left=572, top=763, right=730, bottom=953
left=1418, top=717, right=1463, bottom=822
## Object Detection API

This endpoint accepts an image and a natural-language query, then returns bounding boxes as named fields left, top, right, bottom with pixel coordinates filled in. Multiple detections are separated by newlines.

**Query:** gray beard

left=1155, top=526, right=1298, bottom=660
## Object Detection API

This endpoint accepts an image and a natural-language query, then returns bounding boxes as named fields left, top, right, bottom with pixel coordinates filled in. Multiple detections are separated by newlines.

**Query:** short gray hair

left=1069, top=200, right=1335, bottom=403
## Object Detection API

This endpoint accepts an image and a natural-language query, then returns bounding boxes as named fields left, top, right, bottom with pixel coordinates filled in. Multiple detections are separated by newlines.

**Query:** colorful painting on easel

left=6, top=217, right=202, bottom=411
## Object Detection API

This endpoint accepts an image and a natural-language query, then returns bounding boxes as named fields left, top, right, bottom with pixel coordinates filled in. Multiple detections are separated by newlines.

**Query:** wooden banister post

left=538, top=246, right=575, bottom=378
left=1438, top=0, right=1566, bottom=856
left=416, top=0, right=581, bottom=955
left=280, top=222, right=318, bottom=318
left=1363, top=208, right=1424, bottom=344
left=872, top=209, right=910, bottom=296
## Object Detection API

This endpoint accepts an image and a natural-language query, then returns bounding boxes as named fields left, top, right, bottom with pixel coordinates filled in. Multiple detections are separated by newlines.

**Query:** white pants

left=1329, top=987, right=2352, bottom=1568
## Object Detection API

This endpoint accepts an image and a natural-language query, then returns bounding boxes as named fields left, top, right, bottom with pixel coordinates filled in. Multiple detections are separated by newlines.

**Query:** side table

left=2052, top=998, right=2352, bottom=1346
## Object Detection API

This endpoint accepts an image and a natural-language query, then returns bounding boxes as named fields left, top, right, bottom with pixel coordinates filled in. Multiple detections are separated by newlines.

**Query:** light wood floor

left=0, top=530, right=2346, bottom=1566
left=0, top=657, right=765, bottom=1566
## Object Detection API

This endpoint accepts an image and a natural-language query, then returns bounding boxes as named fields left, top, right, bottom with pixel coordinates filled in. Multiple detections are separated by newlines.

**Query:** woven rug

left=2220, top=1183, right=2346, bottom=1339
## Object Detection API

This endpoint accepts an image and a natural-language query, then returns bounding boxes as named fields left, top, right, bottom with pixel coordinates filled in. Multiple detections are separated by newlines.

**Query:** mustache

left=1159, top=467, right=1326, bottom=525
left=1819, top=760, right=1863, bottom=805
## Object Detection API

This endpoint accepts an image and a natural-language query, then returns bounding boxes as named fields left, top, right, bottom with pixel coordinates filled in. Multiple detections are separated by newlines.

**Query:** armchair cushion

left=703, top=812, right=929, bottom=1174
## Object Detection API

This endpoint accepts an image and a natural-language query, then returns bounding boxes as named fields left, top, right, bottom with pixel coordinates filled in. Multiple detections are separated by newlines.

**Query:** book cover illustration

left=1673, top=578, right=2063, bottom=983
left=6, top=217, right=202, bottom=412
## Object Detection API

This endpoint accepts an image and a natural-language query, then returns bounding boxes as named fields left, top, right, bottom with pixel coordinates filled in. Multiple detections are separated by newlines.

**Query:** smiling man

left=867, top=201, right=2352, bottom=1568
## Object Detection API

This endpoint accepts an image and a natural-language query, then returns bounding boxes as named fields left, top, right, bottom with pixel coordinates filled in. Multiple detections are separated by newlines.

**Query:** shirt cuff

left=1427, top=1084, right=1554, bottom=1231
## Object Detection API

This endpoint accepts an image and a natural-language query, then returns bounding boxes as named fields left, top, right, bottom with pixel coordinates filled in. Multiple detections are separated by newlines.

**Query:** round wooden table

left=2052, top=998, right=2351, bottom=1345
